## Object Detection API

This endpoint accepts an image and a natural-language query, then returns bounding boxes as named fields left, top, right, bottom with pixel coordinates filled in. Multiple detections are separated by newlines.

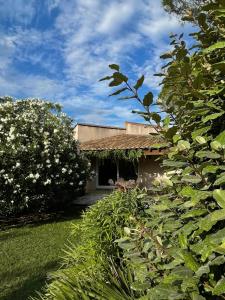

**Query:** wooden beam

left=143, top=149, right=165, bottom=156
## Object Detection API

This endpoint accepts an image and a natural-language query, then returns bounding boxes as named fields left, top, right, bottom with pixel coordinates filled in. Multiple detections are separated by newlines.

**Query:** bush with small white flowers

left=0, top=97, right=90, bottom=216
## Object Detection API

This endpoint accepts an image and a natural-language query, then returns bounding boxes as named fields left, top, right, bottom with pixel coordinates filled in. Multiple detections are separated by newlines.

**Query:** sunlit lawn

left=0, top=209, right=82, bottom=300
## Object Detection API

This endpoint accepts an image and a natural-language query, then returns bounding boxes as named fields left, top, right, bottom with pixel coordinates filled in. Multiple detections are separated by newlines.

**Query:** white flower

left=44, top=179, right=51, bottom=185
left=55, top=158, right=59, bottom=164
left=69, top=182, right=74, bottom=186
left=16, top=162, right=21, bottom=168
left=62, top=168, right=67, bottom=173
left=78, top=181, right=83, bottom=186
left=11, top=200, right=14, bottom=204
left=34, top=173, right=40, bottom=179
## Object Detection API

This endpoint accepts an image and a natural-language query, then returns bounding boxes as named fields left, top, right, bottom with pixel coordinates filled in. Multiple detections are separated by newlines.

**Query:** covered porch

left=80, top=134, right=165, bottom=191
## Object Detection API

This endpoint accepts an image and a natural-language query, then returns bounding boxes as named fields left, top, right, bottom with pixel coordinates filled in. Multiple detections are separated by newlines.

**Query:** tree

left=99, top=0, right=225, bottom=298
left=0, top=98, right=90, bottom=216
left=162, top=0, right=211, bottom=19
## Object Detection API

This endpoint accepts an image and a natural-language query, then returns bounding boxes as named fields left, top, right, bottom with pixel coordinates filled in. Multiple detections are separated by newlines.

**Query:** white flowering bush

left=0, top=97, right=90, bottom=216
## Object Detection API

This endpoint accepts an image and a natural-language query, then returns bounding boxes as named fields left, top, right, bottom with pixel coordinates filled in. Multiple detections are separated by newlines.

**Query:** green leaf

left=181, top=250, right=200, bottom=272
left=214, top=173, right=225, bottom=186
left=202, top=165, right=219, bottom=175
left=181, top=175, right=202, bottom=184
left=143, top=92, right=153, bottom=106
left=210, top=141, right=222, bottom=151
left=109, top=64, right=120, bottom=71
left=109, top=87, right=128, bottom=96
left=109, top=79, right=123, bottom=87
left=215, top=130, right=225, bottom=146
left=178, top=233, right=187, bottom=249
left=151, top=112, right=161, bottom=123
left=180, top=187, right=211, bottom=207
left=177, top=140, right=190, bottom=151
left=202, top=112, right=224, bottom=123
left=160, top=52, right=173, bottom=59
left=113, top=72, right=128, bottom=82
left=195, top=136, right=207, bottom=144
left=181, top=209, right=207, bottom=219
left=196, top=209, right=225, bottom=235
left=203, top=41, right=225, bottom=53
left=134, top=75, right=144, bottom=90
left=195, top=151, right=221, bottom=159
left=163, top=160, right=187, bottom=168
left=213, top=277, right=225, bottom=295
left=99, top=75, right=113, bottom=81
left=119, top=95, right=136, bottom=100
left=191, top=126, right=211, bottom=139
left=213, top=189, right=225, bottom=208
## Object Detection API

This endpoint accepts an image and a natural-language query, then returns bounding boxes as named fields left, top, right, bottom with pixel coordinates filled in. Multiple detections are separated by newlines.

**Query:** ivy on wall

left=84, top=149, right=144, bottom=162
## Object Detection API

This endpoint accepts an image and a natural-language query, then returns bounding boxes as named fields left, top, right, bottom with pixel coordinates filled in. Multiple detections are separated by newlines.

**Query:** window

left=97, top=158, right=138, bottom=187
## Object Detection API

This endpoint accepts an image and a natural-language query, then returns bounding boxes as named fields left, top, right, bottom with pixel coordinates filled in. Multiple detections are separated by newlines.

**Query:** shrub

left=100, top=1, right=225, bottom=299
left=0, top=98, right=90, bottom=216
left=35, top=189, right=146, bottom=299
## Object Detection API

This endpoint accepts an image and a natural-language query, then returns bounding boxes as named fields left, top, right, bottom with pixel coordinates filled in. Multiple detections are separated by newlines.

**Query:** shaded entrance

left=98, top=159, right=117, bottom=186
left=97, top=159, right=137, bottom=187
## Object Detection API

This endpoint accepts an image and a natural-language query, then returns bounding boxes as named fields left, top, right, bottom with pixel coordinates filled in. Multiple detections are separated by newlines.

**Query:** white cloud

left=0, top=0, right=36, bottom=25
left=0, top=0, right=194, bottom=126
left=97, top=1, right=136, bottom=34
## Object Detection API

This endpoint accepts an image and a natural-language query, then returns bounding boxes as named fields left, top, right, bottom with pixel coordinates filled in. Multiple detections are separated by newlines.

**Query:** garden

left=1, top=0, right=225, bottom=299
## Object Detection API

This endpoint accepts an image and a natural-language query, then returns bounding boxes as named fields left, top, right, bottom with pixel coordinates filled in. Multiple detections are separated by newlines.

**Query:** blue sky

left=0, top=0, right=194, bottom=126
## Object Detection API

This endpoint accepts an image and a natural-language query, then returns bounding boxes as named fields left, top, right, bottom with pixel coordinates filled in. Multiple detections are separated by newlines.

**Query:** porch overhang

left=80, top=134, right=167, bottom=155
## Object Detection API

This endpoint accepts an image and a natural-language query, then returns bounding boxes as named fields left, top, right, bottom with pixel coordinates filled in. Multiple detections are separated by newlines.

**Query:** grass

left=0, top=208, right=83, bottom=300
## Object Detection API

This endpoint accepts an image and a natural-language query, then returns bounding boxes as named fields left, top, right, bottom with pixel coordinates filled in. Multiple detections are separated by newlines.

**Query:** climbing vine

left=84, top=149, right=144, bottom=162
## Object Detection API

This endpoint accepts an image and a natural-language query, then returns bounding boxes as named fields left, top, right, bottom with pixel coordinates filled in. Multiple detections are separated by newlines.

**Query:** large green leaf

left=181, top=175, right=202, bottom=184
left=134, top=75, right=144, bottom=90
left=213, top=189, right=225, bottom=208
left=181, top=250, right=200, bottom=272
left=109, top=64, right=120, bottom=71
left=195, top=151, right=221, bottom=159
left=214, top=173, right=225, bottom=186
left=212, top=277, right=225, bottom=296
left=202, top=112, right=224, bottom=123
left=143, top=92, right=153, bottom=106
left=203, top=41, right=225, bottom=53
left=215, top=130, right=225, bottom=146
left=195, top=211, right=225, bottom=237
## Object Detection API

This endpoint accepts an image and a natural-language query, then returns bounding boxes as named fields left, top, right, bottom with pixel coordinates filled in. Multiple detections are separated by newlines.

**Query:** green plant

left=99, top=0, right=225, bottom=299
left=0, top=98, right=90, bottom=216
left=35, top=189, right=146, bottom=299
left=85, top=149, right=144, bottom=162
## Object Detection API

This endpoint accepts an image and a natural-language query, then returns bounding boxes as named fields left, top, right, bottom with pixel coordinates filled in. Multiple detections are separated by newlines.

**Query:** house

left=74, top=121, right=165, bottom=192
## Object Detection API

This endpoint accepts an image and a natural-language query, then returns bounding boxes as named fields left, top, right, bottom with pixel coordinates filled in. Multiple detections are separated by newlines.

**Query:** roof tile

left=80, top=134, right=163, bottom=151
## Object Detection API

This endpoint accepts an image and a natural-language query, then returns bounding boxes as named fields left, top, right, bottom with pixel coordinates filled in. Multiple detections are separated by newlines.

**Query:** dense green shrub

left=0, top=98, right=90, bottom=216
left=99, top=1, right=225, bottom=299
left=35, top=189, right=146, bottom=299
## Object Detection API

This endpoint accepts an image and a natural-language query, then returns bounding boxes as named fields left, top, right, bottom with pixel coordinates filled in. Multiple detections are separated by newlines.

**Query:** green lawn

left=0, top=211, right=82, bottom=300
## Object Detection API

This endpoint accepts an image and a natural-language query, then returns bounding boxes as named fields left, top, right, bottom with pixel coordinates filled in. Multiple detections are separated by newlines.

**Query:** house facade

left=74, top=122, right=165, bottom=192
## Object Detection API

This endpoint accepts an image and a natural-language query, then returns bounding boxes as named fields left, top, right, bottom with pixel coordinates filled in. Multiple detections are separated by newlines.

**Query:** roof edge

left=75, top=122, right=125, bottom=130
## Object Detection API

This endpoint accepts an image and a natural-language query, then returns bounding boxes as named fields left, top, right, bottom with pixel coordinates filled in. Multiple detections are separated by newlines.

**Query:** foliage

left=35, top=189, right=146, bottom=299
left=0, top=98, right=90, bottom=216
left=162, top=0, right=210, bottom=19
left=98, top=0, right=225, bottom=299
left=85, top=149, right=144, bottom=161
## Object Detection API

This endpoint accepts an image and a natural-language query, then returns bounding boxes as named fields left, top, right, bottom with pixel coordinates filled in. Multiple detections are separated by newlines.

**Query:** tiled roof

left=80, top=134, right=164, bottom=151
